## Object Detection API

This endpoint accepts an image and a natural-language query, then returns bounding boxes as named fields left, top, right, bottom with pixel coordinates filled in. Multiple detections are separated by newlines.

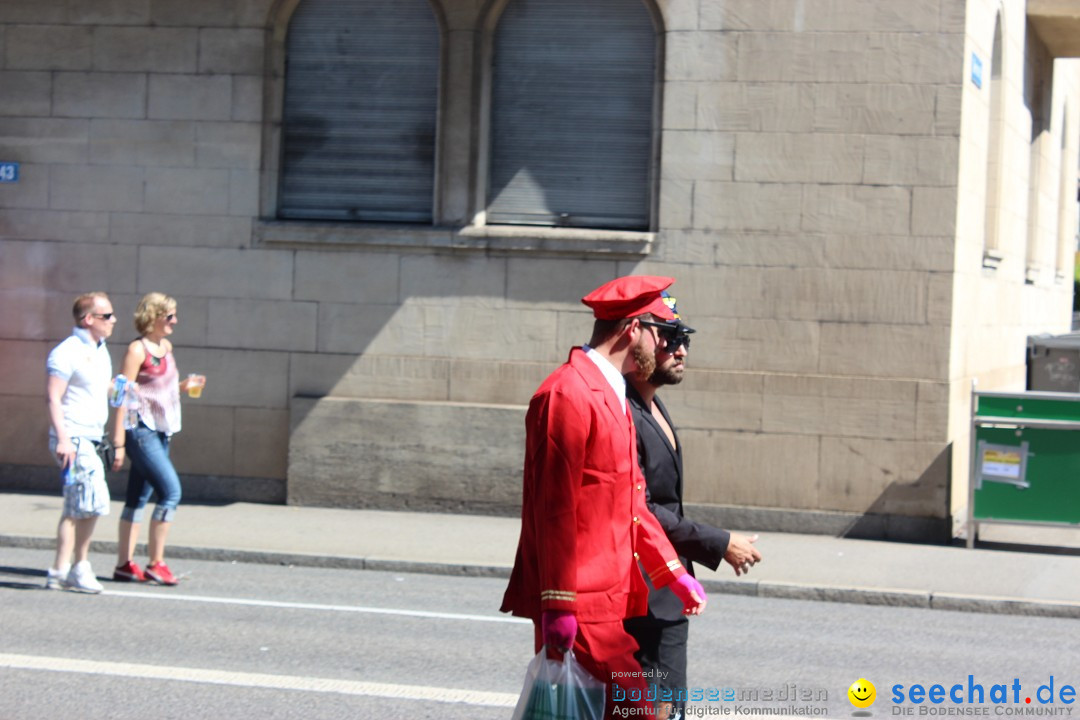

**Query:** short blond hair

left=134, top=292, right=177, bottom=335
left=72, top=292, right=109, bottom=323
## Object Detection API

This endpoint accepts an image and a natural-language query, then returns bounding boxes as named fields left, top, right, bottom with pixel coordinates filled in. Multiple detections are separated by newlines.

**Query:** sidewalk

left=3, top=491, right=1080, bottom=618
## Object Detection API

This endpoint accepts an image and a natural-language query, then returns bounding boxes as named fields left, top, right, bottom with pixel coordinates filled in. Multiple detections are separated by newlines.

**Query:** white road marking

left=104, top=589, right=531, bottom=625
left=0, top=653, right=519, bottom=707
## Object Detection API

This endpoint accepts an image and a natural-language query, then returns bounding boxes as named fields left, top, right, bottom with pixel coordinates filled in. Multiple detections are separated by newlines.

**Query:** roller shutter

left=280, top=0, right=440, bottom=223
left=488, top=0, right=656, bottom=230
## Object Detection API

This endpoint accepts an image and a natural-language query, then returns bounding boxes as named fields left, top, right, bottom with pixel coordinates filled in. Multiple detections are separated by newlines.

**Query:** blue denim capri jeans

left=121, top=421, right=182, bottom=523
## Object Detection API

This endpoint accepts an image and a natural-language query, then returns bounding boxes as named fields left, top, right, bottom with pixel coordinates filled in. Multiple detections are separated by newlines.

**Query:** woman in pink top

left=110, top=293, right=205, bottom=586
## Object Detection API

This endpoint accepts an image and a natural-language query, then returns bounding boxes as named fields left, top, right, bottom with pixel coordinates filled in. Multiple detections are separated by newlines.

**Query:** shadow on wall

left=839, top=445, right=953, bottom=543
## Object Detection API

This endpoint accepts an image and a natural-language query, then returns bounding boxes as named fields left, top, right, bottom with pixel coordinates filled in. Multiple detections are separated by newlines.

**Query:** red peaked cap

left=581, top=275, right=677, bottom=321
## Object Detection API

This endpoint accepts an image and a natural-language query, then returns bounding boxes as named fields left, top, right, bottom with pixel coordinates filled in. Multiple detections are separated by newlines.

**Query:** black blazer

left=627, top=384, right=730, bottom=621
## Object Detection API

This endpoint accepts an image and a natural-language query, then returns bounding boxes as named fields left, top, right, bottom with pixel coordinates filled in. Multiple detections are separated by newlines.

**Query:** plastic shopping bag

left=510, top=649, right=606, bottom=720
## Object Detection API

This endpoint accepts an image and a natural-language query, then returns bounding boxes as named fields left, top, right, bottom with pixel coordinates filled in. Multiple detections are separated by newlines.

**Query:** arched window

left=279, top=0, right=440, bottom=223
left=487, top=0, right=658, bottom=231
left=983, top=12, right=1005, bottom=261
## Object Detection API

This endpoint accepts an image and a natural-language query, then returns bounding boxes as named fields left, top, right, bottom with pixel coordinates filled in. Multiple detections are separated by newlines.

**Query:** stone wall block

left=448, top=360, right=551, bottom=406
left=149, top=0, right=237, bottom=27
left=231, top=76, right=263, bottom=123
left=506, top=258, right=618, bottom=311
left=195, top=122, right=261, bottom=169
left=138, top=246, right=294, bottom=301
left=54, top=72, right=146, bottom=119
left=294, top=250, right=400, bottom=305
left=0, top=162, right=47, bottom=208
left=178, top=348, right=290, bottom=409
left=0, top=394, right=51, bottom=465
left=802, top=184, right=911, bottom=235
left=0, top=71, right=51, bottom=116
left=144, top=166, right=230, bottom=215
left=763, top=268, right=929, bottom=324
left=93, top=26, right=197, bottom=73
left=701, top=0, right=804, bottom=31
left=736, top=133, right=864, bottom=183
left=659, top=370, right=765, bottom=431
left=0, top=118, right=89, bottom=164
left=819, top=437, right=948, bottom=515
left=290, top=353, right=450, bottom=402
left=400, top=254, right=507, bottom=305
left=711, top=319, right=822, bottom=373
left=712, top=232, right=827, bottom=268
left=812, top=83, right=936, bottom=135
left=5, top=24, right=92, bottom=70
left=665, top=31, right=738, bottom=82
left=916, top=381, right=950, bottom=441
left=680, top=429, right=820, bottom=508
left=819, top=323, right=951, bottom=379
left=0, top=240, right=138, bottom=295
left=864, top=136, right=959, bottom=187
left=228, top=168, right=259, bottom=216
left=737, top=33, right=817, bottom=82
left=89, top=119, right=195, bottom=167
left=50, top=164, right=144, bottom=212
left=866, top=33, right=962, bottom=85
left=698, top=83, right=817, bottom=133
left=662, top=81, right=697, bottom=130
left=110, top=213, right=252, bottom=248
left=674, top=265, right=768, bottom=320
left=658, top=179, right=694, bottom=231
left=912, top=185, right=959, bottom=237
left=74, top=1, right=152, bottom=26
left=762, top=375, right=918, bottom=439
left=694, top=181, right=803, bottom=232
left=287, top=397, right=526, bottom=511
left=0, top=209, right=111, bottom=243
left=317, top=303, right=425, bottom=356
left=935, top=86, right=963, bottom=136
left=207, top=299, right=317, bottom=352
left=199, top=28, right=264, bottom=75
left=0, top=288, right=77, bottom=341
left=148, top=74, right=231, bottom=121
left=169, top=404, right=235, bottom=476
left=823, top=235, right=954, bottom=272
left=655, top=0, right=699, bottom=30
left=0, top=340, right=50, bottom=396
left=662, top=130, right=735, bottom=180
left=233, top=408, right=288, bottom=479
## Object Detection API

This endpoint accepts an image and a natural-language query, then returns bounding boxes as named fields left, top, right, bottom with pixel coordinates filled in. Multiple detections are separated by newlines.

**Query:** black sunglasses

left=638, top=320, right=691, bottom=351
left=90, top=312, right=115, bottom=320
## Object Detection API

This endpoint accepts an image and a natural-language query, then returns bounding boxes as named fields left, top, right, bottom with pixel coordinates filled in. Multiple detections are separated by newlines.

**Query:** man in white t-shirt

left=45, top=292, right=118, bottom=593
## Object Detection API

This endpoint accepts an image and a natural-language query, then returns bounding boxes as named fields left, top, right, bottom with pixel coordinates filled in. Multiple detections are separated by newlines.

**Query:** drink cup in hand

left=186, top=374, right=206, bottom=398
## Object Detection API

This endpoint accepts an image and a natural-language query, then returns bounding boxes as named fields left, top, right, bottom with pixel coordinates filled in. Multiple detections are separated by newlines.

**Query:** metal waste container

left=1027, top=333, right=1080, bottom=392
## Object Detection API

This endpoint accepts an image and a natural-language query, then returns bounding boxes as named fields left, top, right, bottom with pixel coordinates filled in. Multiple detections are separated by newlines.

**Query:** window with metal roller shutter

left=487, top=0, right=657, bottom=231
left=279, top=0, right=440, bottom=223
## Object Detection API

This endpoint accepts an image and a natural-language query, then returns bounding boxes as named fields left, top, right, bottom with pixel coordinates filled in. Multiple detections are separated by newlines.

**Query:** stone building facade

left=1, top=0, right=1078, bottom=540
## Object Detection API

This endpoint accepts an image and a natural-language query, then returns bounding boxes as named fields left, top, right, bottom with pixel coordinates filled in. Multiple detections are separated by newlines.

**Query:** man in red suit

left=501, top=275, right=708, bottom=720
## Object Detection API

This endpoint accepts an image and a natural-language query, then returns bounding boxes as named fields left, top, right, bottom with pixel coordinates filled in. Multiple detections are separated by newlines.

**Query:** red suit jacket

left=501, top=348, right=687, bottom=623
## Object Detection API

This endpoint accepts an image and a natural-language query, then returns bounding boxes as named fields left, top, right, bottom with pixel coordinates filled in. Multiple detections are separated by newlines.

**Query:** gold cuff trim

left=541, top=589, right=577, bottom=602
left=648, top=560, right=683, bottom=582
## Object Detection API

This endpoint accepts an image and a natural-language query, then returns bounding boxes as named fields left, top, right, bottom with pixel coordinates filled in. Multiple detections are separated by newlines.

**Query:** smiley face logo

left=848, top=678, right=876, bottom=709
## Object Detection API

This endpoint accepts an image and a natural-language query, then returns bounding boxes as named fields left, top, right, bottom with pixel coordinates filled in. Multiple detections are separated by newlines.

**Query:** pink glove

left=670, top=574, right=707, bottom=615
left=541, top=609, right=578, bottom=651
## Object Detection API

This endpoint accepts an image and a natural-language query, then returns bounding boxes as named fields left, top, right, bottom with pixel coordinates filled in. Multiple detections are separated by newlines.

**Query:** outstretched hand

left=724, top=532, right=762, bottom=576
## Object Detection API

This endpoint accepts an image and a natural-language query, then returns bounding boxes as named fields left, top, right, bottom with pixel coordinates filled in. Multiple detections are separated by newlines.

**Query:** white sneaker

left=45, top=564, right=70, bottom=590
left=63, top=561, right=103, bottom=594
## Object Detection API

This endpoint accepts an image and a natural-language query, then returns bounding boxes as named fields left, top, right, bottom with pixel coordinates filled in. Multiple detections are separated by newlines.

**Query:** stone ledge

left=253, top=220, right=653, bottom=257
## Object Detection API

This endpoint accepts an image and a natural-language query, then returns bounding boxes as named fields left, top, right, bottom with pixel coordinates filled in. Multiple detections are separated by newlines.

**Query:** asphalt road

left=1, top=548, right=1078, bottom=719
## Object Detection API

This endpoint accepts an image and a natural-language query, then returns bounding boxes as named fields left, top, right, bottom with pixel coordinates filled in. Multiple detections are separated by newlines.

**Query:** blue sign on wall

left=0, top=162, right=18, bottom=183
left=971, top=53, right=983, bottom=89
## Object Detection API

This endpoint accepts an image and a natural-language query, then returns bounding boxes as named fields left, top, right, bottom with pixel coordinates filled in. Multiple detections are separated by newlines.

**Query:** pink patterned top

left=136, top=339, right=182, bottom=436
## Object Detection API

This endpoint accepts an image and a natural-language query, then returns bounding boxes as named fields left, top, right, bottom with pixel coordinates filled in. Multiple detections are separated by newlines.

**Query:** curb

left=4, top=534, right=1080, bottom=619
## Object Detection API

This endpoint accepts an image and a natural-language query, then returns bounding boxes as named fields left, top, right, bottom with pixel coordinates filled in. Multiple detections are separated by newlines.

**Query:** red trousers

left=533, top=619, right=656, bottom=720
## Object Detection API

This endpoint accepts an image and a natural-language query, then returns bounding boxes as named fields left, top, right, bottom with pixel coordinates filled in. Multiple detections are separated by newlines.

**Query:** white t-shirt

left=46, top=326, right=112, bottom=441
left=582, top=344, right=627, bottom=415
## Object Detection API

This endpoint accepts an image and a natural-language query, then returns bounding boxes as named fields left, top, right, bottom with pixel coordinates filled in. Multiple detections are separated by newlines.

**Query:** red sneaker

left=145, top=561, right=178, bottom=586
left=113, top=561, right=146, bottom=582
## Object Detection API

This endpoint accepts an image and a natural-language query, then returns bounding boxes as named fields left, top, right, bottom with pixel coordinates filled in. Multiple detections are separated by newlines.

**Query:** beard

left=649, top=359, right=684, bottom=386
left=631, top=337, right=657, bottom=381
